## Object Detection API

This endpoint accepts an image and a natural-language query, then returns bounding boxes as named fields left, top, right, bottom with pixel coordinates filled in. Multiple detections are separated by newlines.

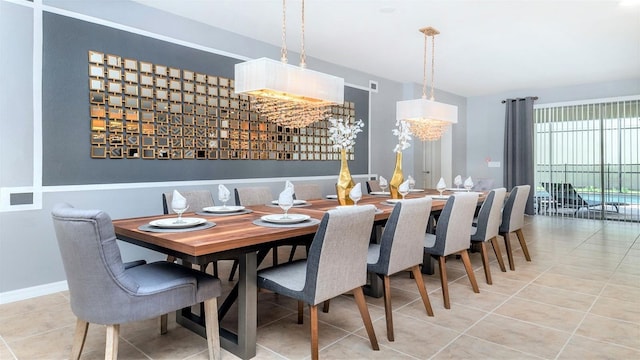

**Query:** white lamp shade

left=235, top=57, right=344, bottom=104
left=396, top=98, right=458, bottom=124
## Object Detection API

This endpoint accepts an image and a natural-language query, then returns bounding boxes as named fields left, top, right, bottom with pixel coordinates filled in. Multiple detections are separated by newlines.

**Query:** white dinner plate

left=149, top=217, right=207, bottom=229
left=385, top=199, right=402, bottom=204
left=409, top=189, right=424, bottom=192
left=428, top=195, right=451, bottom=200
left=271, top=199, right=307, bottom=205
left=447, top=188, right=469, bottom=192
left=325, top=194, right=338, bottom=199
left=202, top=206, right=245, bottom=213
left=261, top=214, right=310, bottom=224
left=369, top=191, right=391, bottom=195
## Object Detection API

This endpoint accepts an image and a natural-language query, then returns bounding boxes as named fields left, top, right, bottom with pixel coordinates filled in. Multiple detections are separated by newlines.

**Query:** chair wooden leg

left=437, top=256, right=450, bottom=309
left=516, top=229, right=531, bottom=261
left=490, top=236, right=507, bottom=272
left=229, top=260, right=239, bottom=281
left=381, top=275, right=394, bottom=341
left=298, top=300, right=304, bottom=324
left=71, top=318, right=88, bottom=360
left=309, top=304, right=319, bottom=360
left=204, top=297, right=221, bottom=360
left=160, top=314, right=168, bottom=334
left=460, top=250, right=480, bottom=293
left=410, top=265, right=433, bottom=316
left=352, top=287, right=379, bottom=351
left=105, top=324, right=119, bottom=360
left=479, top=242, right=492, bottom=285
left=200, top=263, right=208, bottom=273
left=322, top=300, right=330, bottom=313
left=501, top=232, right=516, bottom=270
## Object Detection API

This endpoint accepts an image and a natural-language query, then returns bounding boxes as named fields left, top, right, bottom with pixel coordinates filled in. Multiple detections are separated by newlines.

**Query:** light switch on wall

left=488, top=161, right=501, bottom=168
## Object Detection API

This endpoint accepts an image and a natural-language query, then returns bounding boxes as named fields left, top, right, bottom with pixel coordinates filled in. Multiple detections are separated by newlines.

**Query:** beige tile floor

left=1, top=215, right=639, bottom=359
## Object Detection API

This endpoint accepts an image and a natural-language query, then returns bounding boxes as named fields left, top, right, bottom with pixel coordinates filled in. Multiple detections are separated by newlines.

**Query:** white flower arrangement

left=328, top=117, right=364, bottom=150
left=392, top=119, right=412, bottom=153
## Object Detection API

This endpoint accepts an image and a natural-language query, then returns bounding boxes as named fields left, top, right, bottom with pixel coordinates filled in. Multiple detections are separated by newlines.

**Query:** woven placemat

left=138, top=221, right=216, bottom=233
left=252, top=218, right=320, bottom=228
left=195, top=209, right=253, bottom=217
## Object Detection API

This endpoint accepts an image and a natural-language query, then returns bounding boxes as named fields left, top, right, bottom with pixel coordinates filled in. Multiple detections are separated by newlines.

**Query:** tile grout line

left=427, top=253, right=556, bottom=359
left=552, top=224, right=637, bottom=360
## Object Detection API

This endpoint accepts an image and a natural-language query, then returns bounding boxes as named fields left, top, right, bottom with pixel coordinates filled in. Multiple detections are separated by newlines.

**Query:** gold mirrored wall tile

left=88, top=50, right=104, bottom=64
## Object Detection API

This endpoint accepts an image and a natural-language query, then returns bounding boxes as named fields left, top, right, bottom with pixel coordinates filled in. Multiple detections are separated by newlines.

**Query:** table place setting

left=195, top=184, right=254, bottom=216
left=325, top=194, right=338, bottom=199
left=139, top=190, right=216, bottom=232
left=369, top=176, right=391, bottom=195
left=253, top=184, right=319, bottom=227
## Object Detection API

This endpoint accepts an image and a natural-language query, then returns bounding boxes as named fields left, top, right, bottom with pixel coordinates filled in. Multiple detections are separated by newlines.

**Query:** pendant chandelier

left=234, top=0, right=344, bottom=128
left=396, top=27, right=457, bottom=141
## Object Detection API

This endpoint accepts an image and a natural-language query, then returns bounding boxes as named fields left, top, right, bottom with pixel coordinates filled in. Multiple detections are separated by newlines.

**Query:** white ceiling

left=132, top=0, right=640, bottom=97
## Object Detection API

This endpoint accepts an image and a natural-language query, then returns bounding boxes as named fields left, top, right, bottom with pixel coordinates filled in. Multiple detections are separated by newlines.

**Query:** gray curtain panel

left=503, top=97, right=536, bottom=215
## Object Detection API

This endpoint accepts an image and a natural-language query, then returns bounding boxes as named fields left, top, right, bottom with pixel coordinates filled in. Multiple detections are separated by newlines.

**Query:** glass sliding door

left=534, top=98, right=639, bottom=222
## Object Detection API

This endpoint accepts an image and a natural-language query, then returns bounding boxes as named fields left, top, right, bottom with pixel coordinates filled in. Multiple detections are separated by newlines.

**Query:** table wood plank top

left=112, top=192, right=480, bottom=258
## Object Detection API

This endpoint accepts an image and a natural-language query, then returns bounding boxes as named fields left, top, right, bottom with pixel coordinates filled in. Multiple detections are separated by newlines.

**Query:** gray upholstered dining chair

left=234, top=186, right=294, bottom=273
left=162, top=190, right=237, bottom=280
left=470, top=188, right=507, bottom=284
left=257, top=205, right=379, bottom=360
left=234, top=186, right=273, bottom=207
left=424, top=192, right=480, bottom=309
left=366, top=180, right=383, bottom=193
left=368, top=197, right=434, bottom=341
left=162, top=189, right=216, bottom=215
left=293, top=183, right=323, bottom=200
left=499, top=185, right=532, bottom=270
left=51, top=203, right=221, bottom=360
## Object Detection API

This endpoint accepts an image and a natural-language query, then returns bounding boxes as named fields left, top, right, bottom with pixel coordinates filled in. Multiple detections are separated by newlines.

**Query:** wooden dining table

left=112, top=191, right=476, bottom=359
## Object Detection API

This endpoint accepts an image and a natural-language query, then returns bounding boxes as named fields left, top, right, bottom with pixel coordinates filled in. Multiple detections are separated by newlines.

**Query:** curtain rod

left=502, top=96, right=539, bottom=103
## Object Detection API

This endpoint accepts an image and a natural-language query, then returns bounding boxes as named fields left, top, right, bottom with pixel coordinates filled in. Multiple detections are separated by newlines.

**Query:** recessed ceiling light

left=379, top=7, right=396, bottom=14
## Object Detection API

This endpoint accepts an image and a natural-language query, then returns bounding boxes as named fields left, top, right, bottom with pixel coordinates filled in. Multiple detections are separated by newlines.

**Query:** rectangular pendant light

left=235, top=57, right=344, bottom=104
left=396, top=98, right=458, bottom=123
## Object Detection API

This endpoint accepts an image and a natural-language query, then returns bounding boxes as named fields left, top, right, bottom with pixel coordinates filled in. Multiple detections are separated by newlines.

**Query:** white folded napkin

left=171, top=190, right=187, bottom=209
left=407, top=175, right=415, bottom=188
left=379, top=176, right=388, bottom=188
left=454, top=175, right=463, bottom=187
left=285, top=180, right=295, bottom=193
left=437, top=177, right=447, bottom=190
left=278, top=187, right=294, bottom=206
left=349, top=182, right=362, bottom=201
left=218, top=184, right=231, bottom=203
left=464, top=176, right=474, bottom=189
left=399, top=180, right=410, bottom=194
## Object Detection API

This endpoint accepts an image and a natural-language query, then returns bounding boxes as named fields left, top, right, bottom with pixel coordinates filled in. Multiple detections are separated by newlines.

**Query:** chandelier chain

left=300, top=0, right=307, bottom=68
left=430, top=33, right=435, bottom=101
left=422, top=32, right=428, bottom=99
left=280, top=0, right=287, bottom=63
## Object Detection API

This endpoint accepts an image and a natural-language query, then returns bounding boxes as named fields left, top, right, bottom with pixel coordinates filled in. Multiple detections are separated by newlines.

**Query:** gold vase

left=336, top=149, right=355, bottom=205
left=389, top=151, right=404, bottom=199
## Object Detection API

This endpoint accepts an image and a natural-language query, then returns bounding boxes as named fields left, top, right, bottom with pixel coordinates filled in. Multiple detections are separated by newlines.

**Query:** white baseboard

left=0, top=281, right=68, bottom=305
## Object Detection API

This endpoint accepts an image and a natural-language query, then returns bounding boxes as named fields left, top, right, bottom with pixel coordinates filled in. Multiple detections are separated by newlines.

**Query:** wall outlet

left=488, top=161, right=501, bottom=168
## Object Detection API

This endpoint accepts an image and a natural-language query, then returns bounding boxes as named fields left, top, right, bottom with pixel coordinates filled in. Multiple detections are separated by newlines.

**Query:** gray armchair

left=367, top=197, right=434, bottom=341
left=424, top=193, right=480, bottom=309
left=51, top=203, right=221, bottom=360
left=257, top=205, right=379, bottom=359
left=470, top=188, right=507, bottom=284
left=500, top=185, right=532, bottom=270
